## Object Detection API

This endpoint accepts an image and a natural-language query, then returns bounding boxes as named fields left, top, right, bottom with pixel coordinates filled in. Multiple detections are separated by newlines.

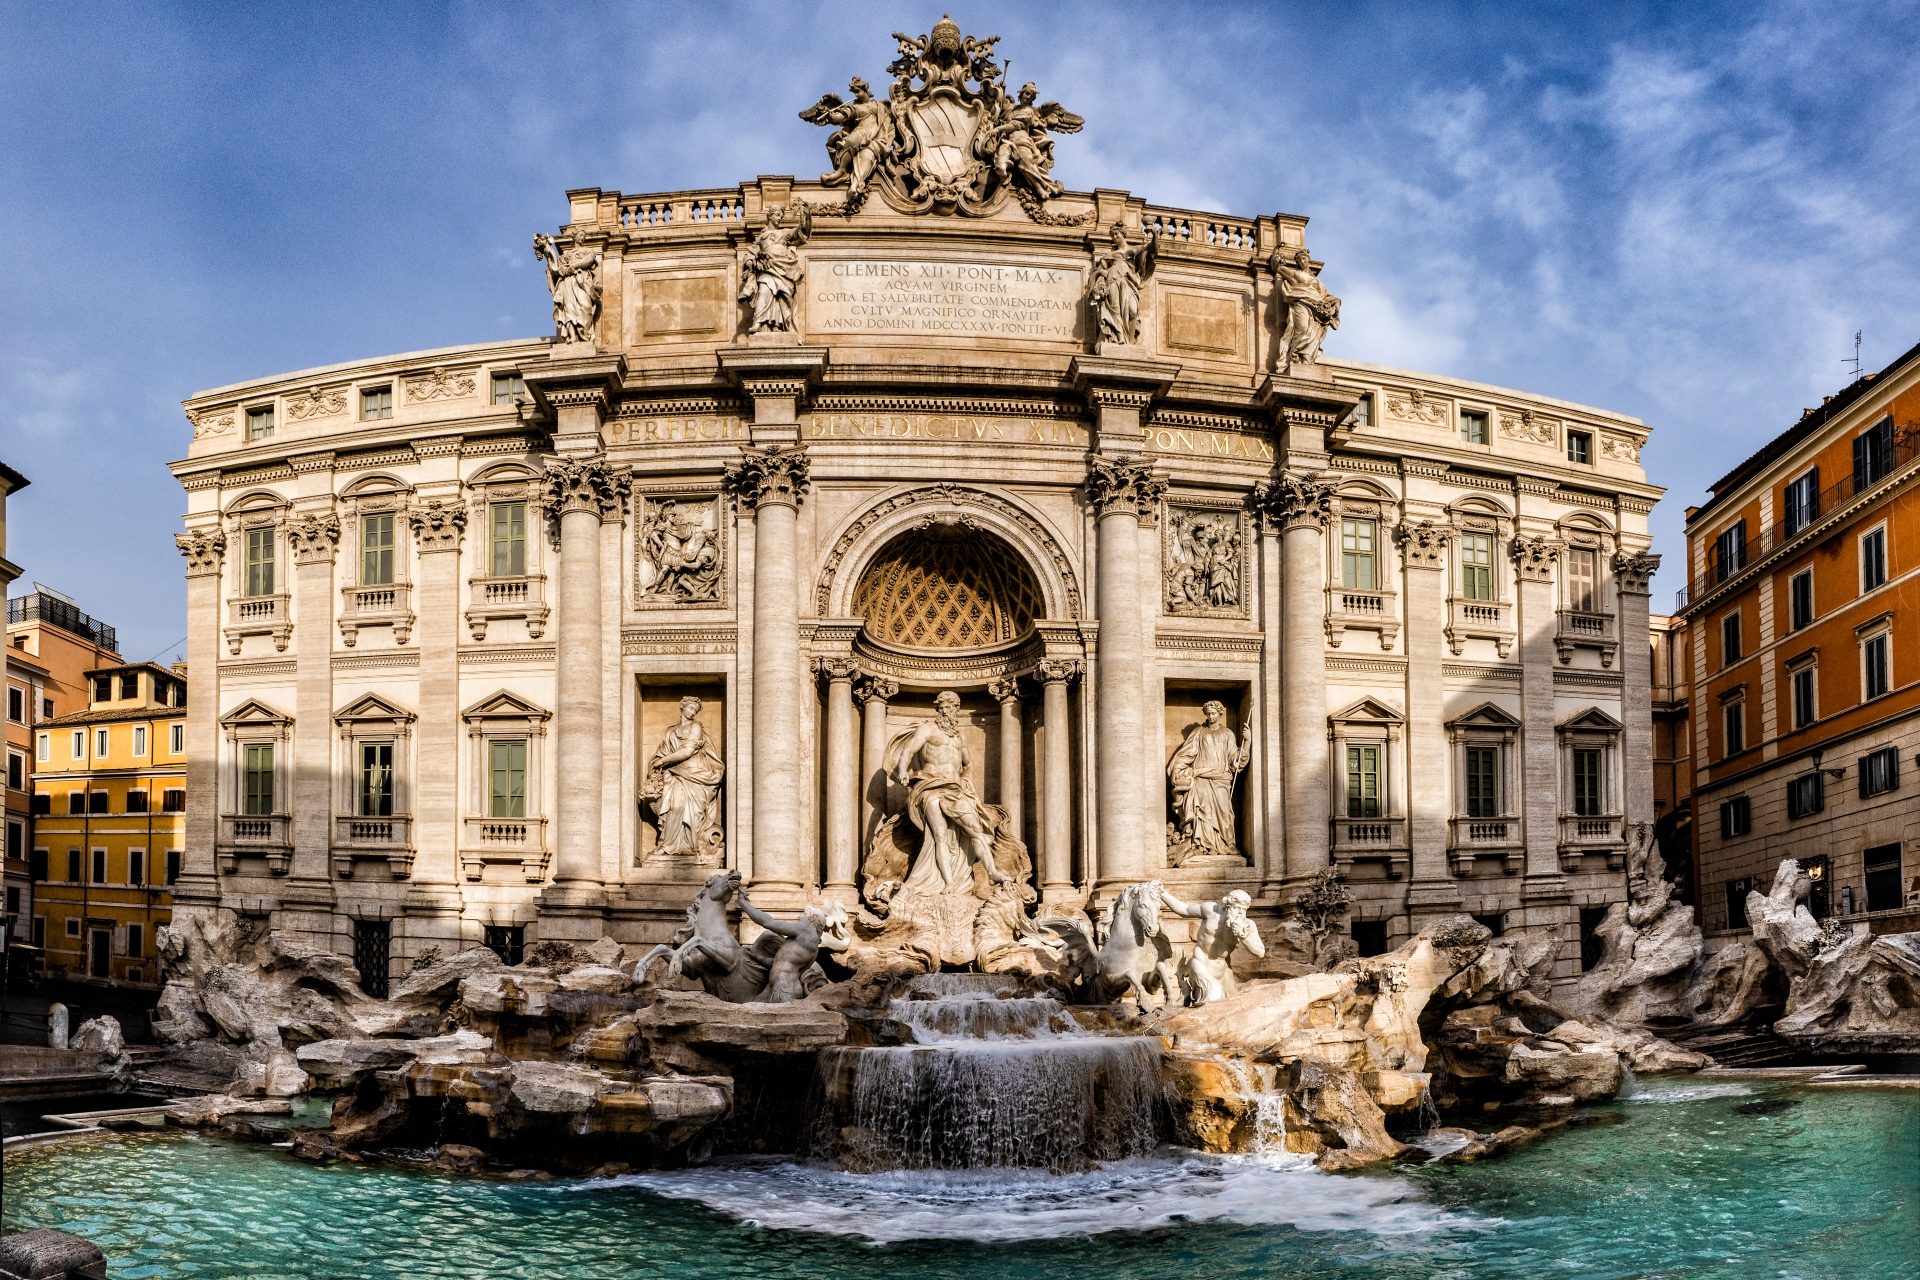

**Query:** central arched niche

left=851, top=525, right=1043, bottom=650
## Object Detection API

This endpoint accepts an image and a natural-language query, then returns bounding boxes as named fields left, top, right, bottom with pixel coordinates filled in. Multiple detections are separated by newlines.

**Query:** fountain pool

left=4, top=1076, right=1914, bottom=1279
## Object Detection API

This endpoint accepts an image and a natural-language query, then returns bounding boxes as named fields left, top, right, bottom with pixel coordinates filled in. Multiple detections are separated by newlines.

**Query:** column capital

left=1085, top=456, right=1165, bottom=522
left=286, top=512, right=341, bottom=565
left=853, top=674, right=899, bottom=705
left=1510, top=534, right=1564, bottom=583
left=1394, top=518, right=1454, bottom=570
left=988, top=677, right=1023, bottom=703
left=175, top=529, right=226, bottom=577
left=1612, top=551, right=1661, bottom=595
left=1250, top=472, right=1335, bottom=533
left=813, top=656, right=859, bottom=683
left=1036, top=658, right=1084, bottom=684
left=544, top=455, right=631, bottom=522
left=724, top=444, right=812, bottom=511
left=408, top=499, right=468, bottom=553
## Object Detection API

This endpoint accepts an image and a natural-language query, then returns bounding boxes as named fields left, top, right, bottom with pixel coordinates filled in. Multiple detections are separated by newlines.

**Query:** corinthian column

left=816, top=658, right=859, bottom=903
left=1253, top=473, right=1336, bottom=883
left=724, top=444, right=812, bottom=896
left=545, top=456, right=629, bottom=888
left=1087, top=456, right=1165, bottom=889
left=988, top=677, right=1024, bottom=840
left=855, top=675, right=898, bottom=864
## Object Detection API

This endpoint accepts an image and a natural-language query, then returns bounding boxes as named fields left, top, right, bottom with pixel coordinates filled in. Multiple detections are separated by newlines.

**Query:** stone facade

left=169, top=25, right=1659, bottom=985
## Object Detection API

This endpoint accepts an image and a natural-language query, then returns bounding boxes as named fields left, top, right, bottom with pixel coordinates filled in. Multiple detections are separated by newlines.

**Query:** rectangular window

left=1344, top=744, right=1382, bottom=818
left=120, top=672, right=138, bottom=699
left=353, top=918, right=391, bottom=1000
left=5, top=752, right=21, bottom=791
left=361, top=512, right=396, bottom=586
left=132, top=726, right=147, bottom=756
left=6, top=687, right=21, bottom=722
left=70, top=730, right=84, bottom=759
left=1784, top=468, right=1820, bottom=535
left=95, top=727, right=109, bottom=757
left=1460, top=532, right=1495, bottom=601
left=360, top=741, right=395, bottom=817
left=488, top=739, right=527, bottom=818
left=1571, top=747, right=1604, bottom=817
left=88, top=790, right=108, bottom=814
left=1864, top=632, right=1891, bottom=700
left=127, top=789, right=149, bottom=814
left=1786, top=773, right=1824, bottom=820
left=1723, top=701, right=1745, bottom=756
left=30, top=793, right=48, bottom=815
left=1566, top=429, right=1593, bottom=465
left=165, top=849, right=181, bottom=885
left=1790, top=570, right=1814, bottom=631
left=1860, top=527, right=1887, bottom=591
left=171, top=723, right=184, bottom=754
left=1340, top=518, right=1377, bottom=590
left=244, top=527, right=276, bottom=597
left=1864, top=844, right=1903, bottom=913
left=1464, top=745, right=1499, bottom=818
left=127, top=923, right=143, bottom=958
left=92, top=675, right=112, bottom=702
left=1566, top=547, right=1597, bottom=612
left=3, top=821, right=19, bottom=862
left=1853, top=416, right=1894, bottom=490
left=91, top=848, right=106, bottom=883
left=1720, top=612, right=1742, bottom=663
left=490, top=372, right=524, bottom=406
left=29, top=849, right=48, bottom=881
left=1860, top=746, right=1900, bottom=798
left=1725, top=876, right=1752, bottom=930
left=128, top=850, right=144, bottom=886
left=65, top=918, right=80, bottom=939
left=163, top=788, right=186, bottom=813
left=242, top=743, right=276, bottom=815
left=1460, top=409, right=1489, bottom=445
left=67, top=792, right=84, bottom=816
left=483, top=924, right=525, bottom=966
left=36, top=732, right=49, bottom=763
left=1791, top=666, right=1816, bottom=729
left=1719, top=795, right=1751, bottom=839
left=1714, top=522, right=1747, bottom=583
left=245, top=406, right=274, bottom=441
left=489, top=502, right=527, bottom=578
left=360, top=385, right=393, bottom=421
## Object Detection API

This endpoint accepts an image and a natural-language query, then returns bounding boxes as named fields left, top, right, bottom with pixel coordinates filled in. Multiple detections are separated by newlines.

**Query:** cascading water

left=811, top=973, right=1164, bottom=1172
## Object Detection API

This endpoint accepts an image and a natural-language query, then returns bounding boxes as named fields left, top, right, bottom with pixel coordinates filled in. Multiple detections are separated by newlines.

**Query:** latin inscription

left=808, top=413, right=1090, bottom=447
left=809, top=259, right=1082, bottom=341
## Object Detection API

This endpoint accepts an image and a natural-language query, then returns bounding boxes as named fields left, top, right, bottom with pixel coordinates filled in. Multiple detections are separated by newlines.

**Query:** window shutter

left=1853, top=433, right=1869, bottom=490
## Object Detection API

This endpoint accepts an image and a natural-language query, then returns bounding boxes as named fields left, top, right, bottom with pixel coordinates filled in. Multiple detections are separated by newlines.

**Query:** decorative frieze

left=722, top=445, right=811, bottom=511
left=285, top=386, right=348, bottom=422
left=175, top=529, right=227, bottom=576
left=1394, top=519, right=1453, bottom=570
left=1250, top=472, right=1335, bottom=532
left=190, top=409, right=234, bottom=439
left=1085, top=456, right=1164, bottom=521
left=1384, top=388, right=1448, bottom=426
left=1499, top=410, right=1556, bottom=446
left=1600, top=433, right=1642, bottom=465
left=408, top=500, right=468, bottom=553
left=405, top=367, right=476, bottom=402
left=1509, top=535, right=1563, bottom=583
left=286, top=513, right=341, bottom=564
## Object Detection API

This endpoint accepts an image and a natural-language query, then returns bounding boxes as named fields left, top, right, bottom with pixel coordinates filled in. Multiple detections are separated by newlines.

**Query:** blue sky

left=3, top=0, right=1916, bottom=663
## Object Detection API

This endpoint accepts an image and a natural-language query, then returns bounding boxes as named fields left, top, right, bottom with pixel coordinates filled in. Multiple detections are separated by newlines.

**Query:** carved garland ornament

left=1385, top=388, right=1448, bottom=426
left=1601, top=434, right=1642, bottom=464
left=1250, top=473, right=1336, bottom=532
left=1499, top=410, right=1557, bottom=446
left=722, top=445, right=812, bottom=511
left=190, top=410, right=234, bottom=439
left=175, top=529, right=226, bottom=576
left=1085, top=456, right=1165, bottom=522
left=405, top=367, right=476, bottom=402
left=285, top=386, right=347, bottom=422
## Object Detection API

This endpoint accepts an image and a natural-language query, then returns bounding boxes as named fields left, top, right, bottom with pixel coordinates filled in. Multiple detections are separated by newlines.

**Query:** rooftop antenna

left=1843, top=330, right=1863, bottom=380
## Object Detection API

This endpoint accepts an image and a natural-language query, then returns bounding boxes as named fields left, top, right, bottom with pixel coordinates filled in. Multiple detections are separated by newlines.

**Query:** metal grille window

left=1566, top=547, right=1597, bottom=612
left=489, top=739, right=527, bottom=817
left=483, top=924, right=525, bottom=965
left=1571, top=747, right=1603, bottom=817
left=361, top=386, right=393, bottom=421
left=490, top=502, right=527, bottom=577
left=1460, top=532, right=1494, bottom=600
left=1344, top=744, right=1381, bottom=818
left=242, top=743, right=276, bottom=815
left=1791, top=666, right=1816, bottom=729
left=353, top=919, right=391, bottom=999
left=361, top=513, right=396, bottom=585
left=359, top=741, right=395, bottom=817
left=243, top=527, right=276, bottom=597
left=1860, top=746, right=1899, bottom=798
left=1464, top=745, right=1499, bottom=818
left=1861, top=527, right=1887, bottom=591
left=1790, top=570, right=1814, bottom=630
left=1787, top=773, right=1824, bottom=820
left=1460, top=409, right=1488, bottom=445
left=1340, top=518, right=1377, bottom=590
left=1783, top=469, right=1819, bottom=535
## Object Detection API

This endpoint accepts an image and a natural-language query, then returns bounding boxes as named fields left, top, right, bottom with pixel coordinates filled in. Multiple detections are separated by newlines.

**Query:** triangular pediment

left=1448, top=701, right=1520, bottom=729
left=1330, top=696, right=1403, bottom=725
left=219, top=697, right=291, bottom=728
left=1558, top=706, right=1623, bottom=733
left=335, top=693, right=416, bottom=725
left=460, top=689, right=551, bottom=723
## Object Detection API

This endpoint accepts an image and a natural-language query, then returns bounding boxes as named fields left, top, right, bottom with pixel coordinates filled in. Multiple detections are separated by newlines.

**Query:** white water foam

left=1618, top=1079, right=1756, bottom=1104
left=582, top=1152, right=1478, bottom=1245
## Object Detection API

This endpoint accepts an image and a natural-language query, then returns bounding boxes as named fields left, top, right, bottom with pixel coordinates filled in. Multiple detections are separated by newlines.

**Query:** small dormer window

left=361, top=386, right=394, bottom=421
left=245, top=406, right=274, bottom=441
left=1566, top=429, right=1593, bottom=465
left=1460, top=409, right=1489, bottom=445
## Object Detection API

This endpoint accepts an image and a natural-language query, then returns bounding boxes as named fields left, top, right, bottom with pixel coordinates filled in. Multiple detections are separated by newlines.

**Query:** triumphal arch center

left=171, top=19, right=1661, bottom=987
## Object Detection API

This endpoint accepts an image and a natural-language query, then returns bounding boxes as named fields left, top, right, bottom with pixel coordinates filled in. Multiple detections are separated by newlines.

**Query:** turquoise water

left=4, top=1076, right=1916, bottom=1279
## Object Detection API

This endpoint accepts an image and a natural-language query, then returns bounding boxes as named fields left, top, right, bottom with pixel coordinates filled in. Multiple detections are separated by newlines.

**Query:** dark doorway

left=483, top=924, right=525, bottom=966
left=1351, top=919, right=1389, bottom=957
left=1579, top=906, right=1610, bottom=971
left=88, top=928, right=110, bottom=979
left=353, top=919, right=391, bottom=999
left=1865, top=844, right=1903, bottom=914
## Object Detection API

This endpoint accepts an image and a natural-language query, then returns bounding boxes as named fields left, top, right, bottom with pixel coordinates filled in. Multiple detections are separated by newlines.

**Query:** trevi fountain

left=4, top=18, right=1915, bottom=1280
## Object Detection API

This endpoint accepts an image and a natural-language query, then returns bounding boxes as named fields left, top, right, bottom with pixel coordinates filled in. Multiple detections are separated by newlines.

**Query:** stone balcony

left=1447, top=816, right=1522, bottom=875
left=1555, top=609, right=1618, bottom=667
left=460, top=815, right=550, bottom=883
left=339, top=583, right=415, bottom=647
left=465, top=574, right=549, bottom=641
left=1330, top=816, right=1408, bottom=878
left=1324, top=587, right=1399, bottom=650
left=224, top=593, right=292, bottom=654
left=1445, top=598, right=1513, bottom=658
left=1558, top=814, right=1625, bottom=870
left=217, top=813, right=292, bottom=874
left=331, top=814, right=415, bottom=879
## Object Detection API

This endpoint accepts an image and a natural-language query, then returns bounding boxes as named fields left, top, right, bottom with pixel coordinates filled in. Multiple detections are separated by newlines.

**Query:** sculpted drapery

left=1167, top=701, right=1251, bottom=862
left=643, top=697, right=725, bottom=859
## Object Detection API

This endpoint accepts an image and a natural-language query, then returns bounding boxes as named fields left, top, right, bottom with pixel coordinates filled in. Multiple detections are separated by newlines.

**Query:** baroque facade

left=169, top=21, right=1660, bottom=985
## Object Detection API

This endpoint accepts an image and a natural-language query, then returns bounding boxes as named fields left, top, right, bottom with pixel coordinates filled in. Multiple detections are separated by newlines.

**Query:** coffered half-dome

left=852, top=527, right=1043, bottom=650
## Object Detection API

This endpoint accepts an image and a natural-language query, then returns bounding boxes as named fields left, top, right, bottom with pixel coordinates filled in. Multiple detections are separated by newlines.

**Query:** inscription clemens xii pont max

left=810, top=259, right=1082, bottom=340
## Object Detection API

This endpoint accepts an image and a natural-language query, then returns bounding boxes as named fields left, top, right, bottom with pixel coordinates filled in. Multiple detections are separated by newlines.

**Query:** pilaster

left=1615, top=552, right=1660, bottom=832
left=1397, top=518, right=1462, bottom=911
left=286, top=507, right=339, bottom=891
left=1512, top=533, right=1568, bottom=898
left=404, top=499, right=466, bottom=936
left=174, top=528, right=226, bottom=910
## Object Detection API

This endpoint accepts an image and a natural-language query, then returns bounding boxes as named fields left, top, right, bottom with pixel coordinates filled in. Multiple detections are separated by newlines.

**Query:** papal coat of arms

left=800, top=16, right=1089, bottom=223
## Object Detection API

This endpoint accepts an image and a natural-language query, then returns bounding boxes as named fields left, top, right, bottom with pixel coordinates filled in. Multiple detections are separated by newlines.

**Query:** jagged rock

left=634, top=989, right=849, bottom=1074
left=1541, top=1019, right=1711, bottom=1073
left=384, top=946, right=505, bottom=1004
left=458, top=970, right=562, bottom=1018
left=558, top=965, right=633, bottom=995
left=1683, top=939, right=1781, bottom=1027
left=583, top=937, right=627, bottom=969
left=70, top=1014, right=126, bottom=1062
left=294, top=1030, right=501, bottom=1091
left=1748, top=859, right=1824, bottom=983
left=1776, top=930, right=1920, bottom=1047
left=167, top=1094, right=293, bottom=1127
left=1562, top=899, right=1703, bottom=1026
left=1503, top=1043, right=1623, bottom=1102
left=233, top=1049, right=311, bottom=1098
left=151, top=984, right=210, bottom=1044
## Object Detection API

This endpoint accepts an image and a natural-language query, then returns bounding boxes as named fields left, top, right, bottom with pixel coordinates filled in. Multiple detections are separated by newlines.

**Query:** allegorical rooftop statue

left=738, top=205, right=811, bottom=334
left=1272, top=245, right=1342, bottom=370
left=533, top=232, right=601, bottom=344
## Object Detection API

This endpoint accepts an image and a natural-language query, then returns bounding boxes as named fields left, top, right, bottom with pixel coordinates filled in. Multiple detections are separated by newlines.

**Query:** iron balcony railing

left=6, top=593, right=116, bottom=650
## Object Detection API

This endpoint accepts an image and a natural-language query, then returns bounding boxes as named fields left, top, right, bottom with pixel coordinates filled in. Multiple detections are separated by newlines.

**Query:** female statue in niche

left=1167, top=700, right=1251, bottom=864
left=641, top=697, right=725, bottom=859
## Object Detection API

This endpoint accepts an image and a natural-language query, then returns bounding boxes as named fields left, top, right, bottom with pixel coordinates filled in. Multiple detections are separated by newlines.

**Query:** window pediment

left=220, top=698, right=292, bottom=730
left=1448, top=701, right=1519, bottom=730
left=1330, top=696, right=1404, bottom=727
left=1557, top=706, right=1622, bottom=734
left=461, top=689, right=551, bottom=726
left=335, top=693, right=416, bottom=732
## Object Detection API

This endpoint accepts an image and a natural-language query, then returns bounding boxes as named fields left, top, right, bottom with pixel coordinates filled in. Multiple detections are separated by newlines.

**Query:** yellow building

left=31, top=661, right=186, bottom=986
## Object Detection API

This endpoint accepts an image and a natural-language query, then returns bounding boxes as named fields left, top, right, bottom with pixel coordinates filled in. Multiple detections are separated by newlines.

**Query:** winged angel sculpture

left=799, top=17, right=1088, bottom=222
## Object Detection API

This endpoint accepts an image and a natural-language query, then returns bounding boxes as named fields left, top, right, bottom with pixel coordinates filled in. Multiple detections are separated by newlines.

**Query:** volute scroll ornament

left=1612, top=551, right=1661, bottom=595
left=1085, top=456, right=1165, bottom=522
left=543, top=457, right=631, bottom=524
left=1394, top=519, right=1454, bottom=570
left=286, top=513, right=342, bottom=565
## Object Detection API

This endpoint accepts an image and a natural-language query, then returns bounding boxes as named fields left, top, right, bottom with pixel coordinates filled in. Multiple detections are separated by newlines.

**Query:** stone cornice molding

left=1250, top=472, right=1336, bottom=532
left=722, top=444, right=812, bottom=511
left=412, top=439, right=463, bottom=460
left=1394, top=519, right=1454, bottom=569
left=853, top=674, right=900, bottom=705
left=1612, top=551, right=1660, bottom=595
left=1086, top=387, right=1154, bottom=413
left=1035, top=658, right=1085, bottom=683
left=409, top=499, right=469, bottom=553
left=1085, top=456, right=1165, bottom=523
left=544, top=455, right=632, bottom=522
left=287, top=452, right=337, bottom=476
left=1509, top=535, right=1563, bottom=582
left=286, top=513, right=341, bottom=565
left=175, top=529, right=227, bottom=577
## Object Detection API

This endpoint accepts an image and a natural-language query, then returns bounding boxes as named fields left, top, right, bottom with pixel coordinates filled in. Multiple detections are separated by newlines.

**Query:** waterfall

left=811, top=974, right=1164, bottom=1172
left=1219, top=1057, right=1288, bottom=1151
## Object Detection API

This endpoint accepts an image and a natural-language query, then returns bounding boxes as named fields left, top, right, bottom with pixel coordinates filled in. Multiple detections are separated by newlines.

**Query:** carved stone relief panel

left=633, top=491, right=725, bottom=608
left=1162, top=502, right=1250, bottom=618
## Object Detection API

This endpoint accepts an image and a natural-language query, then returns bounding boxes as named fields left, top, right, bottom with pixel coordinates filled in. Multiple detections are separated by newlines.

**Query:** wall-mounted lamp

left=1810, top=749, right=1847, bottom=782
